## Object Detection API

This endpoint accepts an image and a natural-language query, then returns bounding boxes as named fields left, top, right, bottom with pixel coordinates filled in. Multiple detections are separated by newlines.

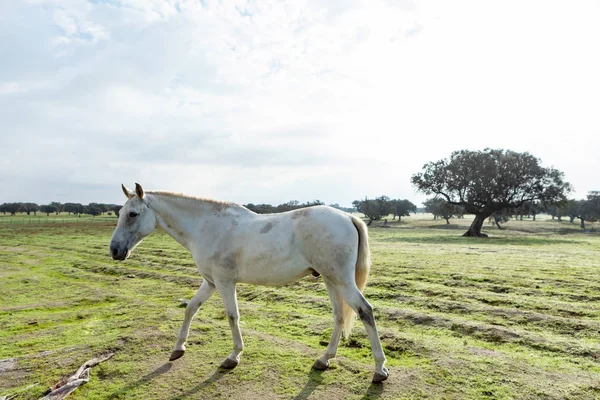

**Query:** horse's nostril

left=111, top=247, right=118, bottom=257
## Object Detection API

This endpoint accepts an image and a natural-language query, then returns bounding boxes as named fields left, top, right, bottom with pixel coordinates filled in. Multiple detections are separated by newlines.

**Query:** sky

left=1, top=0, right=599, bottom=207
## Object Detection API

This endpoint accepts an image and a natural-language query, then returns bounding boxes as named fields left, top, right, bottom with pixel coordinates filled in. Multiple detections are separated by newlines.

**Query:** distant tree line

left=352, top=196, right=417, bottom=226
left=545, top=192, right=600, bottom=229
left=0, top=202, right=122, bottom=217
left=5, top=147, right=596, bottom=238
left=243, top=200, right=326, bottom=214
left=485, top=194, right=600, bottom=230
left=420, top=192, right=600, bottom=231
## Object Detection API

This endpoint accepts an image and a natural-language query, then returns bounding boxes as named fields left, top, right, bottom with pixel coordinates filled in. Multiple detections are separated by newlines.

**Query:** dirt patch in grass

left=384, top=307, right=598, bottom=359
left=0, top=246, right=27, bottom=252
left=467, top=347, right=504, bottom=357
left=0, top=357, right=25, bottom=379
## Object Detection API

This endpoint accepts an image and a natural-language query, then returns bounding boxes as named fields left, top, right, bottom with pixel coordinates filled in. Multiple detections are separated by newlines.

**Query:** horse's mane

left=147, top=191, right=238, bottom=208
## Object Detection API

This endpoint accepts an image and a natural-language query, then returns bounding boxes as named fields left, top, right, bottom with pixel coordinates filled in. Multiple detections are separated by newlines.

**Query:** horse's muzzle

left=110, top=243, right=129, bottom=261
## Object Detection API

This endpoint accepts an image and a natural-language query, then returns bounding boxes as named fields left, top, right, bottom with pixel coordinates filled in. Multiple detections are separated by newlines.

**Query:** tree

left=109, top=204, right=122, bottom=217
left=353, top=196, right=394, bottom=226
left=578, top=192, right=600, bottom=229
left=84, top=204, right=103, bottom=217
left=244, top=203, right=275, bottom=214
left=64, top=203, right=85, bottom=215
left=490, top=209, right=511, bottom=229
left=391, top=199, right=417, bottom=221
left=40, top=204, right=56, bottom=216
left=411, top=149, right=571, bottom=237
left=50, top=202, right=63, bottom=215
left=3, top=203, right=23, bottom=216
left=564, top=200, right=581, bottom=223
left=423, top=197, right=463, bottom=224
left=329, top=203, right=355, bottom=213
left=244, top=200, right=325, bottom=214
left=277, top=200, right=300, bottom=212
left=301, top=200, right=325, bottom=208
left=514, top=201, right=544, bottom=221
left=22, top=203, right=40, bottom=216
left=546, top=203, right=566, bottom=222
left=87, top=203, right=108, bottom=215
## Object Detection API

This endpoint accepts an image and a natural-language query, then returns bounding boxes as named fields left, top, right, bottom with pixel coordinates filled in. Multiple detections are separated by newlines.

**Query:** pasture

left=1, top=214, right=599, bottom=399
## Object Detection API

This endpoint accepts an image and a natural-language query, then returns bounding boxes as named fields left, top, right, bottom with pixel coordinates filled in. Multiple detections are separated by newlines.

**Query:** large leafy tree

left=411, top=149, right=571, bottom=237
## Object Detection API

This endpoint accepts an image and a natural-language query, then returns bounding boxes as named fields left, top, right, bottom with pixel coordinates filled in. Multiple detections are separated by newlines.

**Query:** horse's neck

left=146, top=193, right=241, bottom=250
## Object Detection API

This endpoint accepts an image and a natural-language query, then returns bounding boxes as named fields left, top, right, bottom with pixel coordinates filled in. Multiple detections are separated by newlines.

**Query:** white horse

left=109, top=183, right=388, bottom=383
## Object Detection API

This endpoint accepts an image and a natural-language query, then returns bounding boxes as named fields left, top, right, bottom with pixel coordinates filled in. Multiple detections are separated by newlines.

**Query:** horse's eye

left=129, top=212, right=139, bottom=218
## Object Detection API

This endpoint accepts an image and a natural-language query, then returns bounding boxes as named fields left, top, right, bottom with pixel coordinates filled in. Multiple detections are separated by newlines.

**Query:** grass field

left=0, top=213, right=117, bottom=225
left=1, top=214, right=599, bottom=399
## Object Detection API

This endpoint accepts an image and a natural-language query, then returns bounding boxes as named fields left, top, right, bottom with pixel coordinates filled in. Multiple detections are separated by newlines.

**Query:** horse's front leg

left=170, top=279, right=216, bottom=361
left=214, top=279, right=244, bottom=369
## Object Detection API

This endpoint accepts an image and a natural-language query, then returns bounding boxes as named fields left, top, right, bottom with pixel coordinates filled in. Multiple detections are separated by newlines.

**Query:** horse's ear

left=122, top=184, right=134, bottom=199
left=135, top=183, right=145, bottom=199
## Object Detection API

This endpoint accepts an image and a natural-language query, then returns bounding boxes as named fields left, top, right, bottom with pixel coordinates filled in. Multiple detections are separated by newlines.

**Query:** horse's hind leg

left=214, top=279, right=244, bottom=369
left=313, top=281, right=344, bottom=370
left=339, top=286, right=388, bottom=383
left=170, top=279, right=216, bottom=361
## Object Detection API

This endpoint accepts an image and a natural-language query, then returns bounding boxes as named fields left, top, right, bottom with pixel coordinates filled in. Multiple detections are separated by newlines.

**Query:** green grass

left=1, top=215, right=599, bottom=399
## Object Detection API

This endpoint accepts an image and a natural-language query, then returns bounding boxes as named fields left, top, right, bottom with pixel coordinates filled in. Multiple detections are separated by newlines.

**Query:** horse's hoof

left=220, top=358, right=239, bottom=369
left=169, top=350, right=185, bottom=361
left=372, top=370, right=389, bottom=383
left=312, top=359, right=329, bottom=371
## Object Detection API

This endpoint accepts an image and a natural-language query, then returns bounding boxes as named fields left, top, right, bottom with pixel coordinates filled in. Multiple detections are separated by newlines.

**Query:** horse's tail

left=342, top=214, right=372, bottom=339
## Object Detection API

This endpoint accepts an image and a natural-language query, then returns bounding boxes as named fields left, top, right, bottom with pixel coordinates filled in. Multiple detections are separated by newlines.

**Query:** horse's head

left=109, top=183, right=157, bottom=261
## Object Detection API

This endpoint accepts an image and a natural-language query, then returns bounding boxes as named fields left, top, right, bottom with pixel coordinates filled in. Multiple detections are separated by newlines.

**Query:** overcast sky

left=1, top=0, right=598, bottom=207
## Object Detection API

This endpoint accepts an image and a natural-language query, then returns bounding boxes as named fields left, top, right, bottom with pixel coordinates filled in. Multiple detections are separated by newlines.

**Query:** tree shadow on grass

left=109, top=362, right=172, bottom=398
left=168, top=367, right=233, bottom=400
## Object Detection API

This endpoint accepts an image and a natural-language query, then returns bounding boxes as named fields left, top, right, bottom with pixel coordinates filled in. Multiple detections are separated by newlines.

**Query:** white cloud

left=1, top=0, right=599, bottom=206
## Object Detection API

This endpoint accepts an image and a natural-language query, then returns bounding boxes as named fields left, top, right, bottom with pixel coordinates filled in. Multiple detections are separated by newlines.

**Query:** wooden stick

left=41, top=353, right=114, bottom=400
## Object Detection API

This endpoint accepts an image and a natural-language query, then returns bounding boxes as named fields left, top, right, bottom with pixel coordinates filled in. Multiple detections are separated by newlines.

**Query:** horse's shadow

left=167, top=367, right=232, bottom=400
left=108, top=362, right=231, bottom=399
left=109, top=362, right=383, bottom=399
left=109, top=362, right=173, bottom=398
left=292, top=368, right=326, bottom=400
left=292, top=368, right=384, bottom=400
left=360, top=382, right=384, bottom=400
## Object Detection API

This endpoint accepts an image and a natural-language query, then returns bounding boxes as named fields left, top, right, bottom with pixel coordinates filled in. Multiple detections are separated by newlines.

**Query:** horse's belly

left=236, top=256, right=311, bottom=286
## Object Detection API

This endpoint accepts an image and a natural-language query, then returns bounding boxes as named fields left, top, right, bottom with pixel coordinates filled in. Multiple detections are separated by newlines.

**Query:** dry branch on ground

left=41, top=353, right=114, bottom=400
